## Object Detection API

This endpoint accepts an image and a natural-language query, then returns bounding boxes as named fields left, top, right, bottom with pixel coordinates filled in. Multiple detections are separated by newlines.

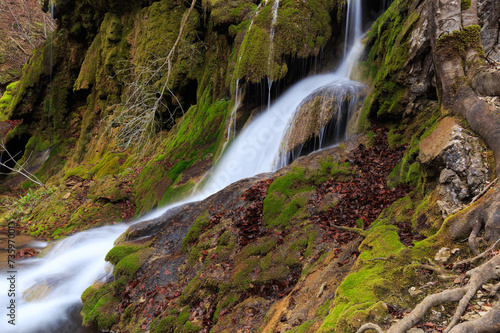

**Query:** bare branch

left=0, top=141, right=46, bottom=188
left=108, top=0, right=197, bottom=153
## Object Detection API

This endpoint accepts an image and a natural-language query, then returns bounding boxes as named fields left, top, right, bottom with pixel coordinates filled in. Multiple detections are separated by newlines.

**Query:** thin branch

left=0, top=141, right=46, bottom=188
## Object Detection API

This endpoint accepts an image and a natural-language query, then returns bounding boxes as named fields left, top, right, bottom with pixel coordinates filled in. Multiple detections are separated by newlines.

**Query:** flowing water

left=344, top=0, right=363, bottom=57
left=0, top=1, right=378, bottom=331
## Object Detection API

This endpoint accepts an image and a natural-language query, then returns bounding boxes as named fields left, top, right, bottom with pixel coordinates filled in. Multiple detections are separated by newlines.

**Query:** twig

left=9, top=36, right=29, bottom=55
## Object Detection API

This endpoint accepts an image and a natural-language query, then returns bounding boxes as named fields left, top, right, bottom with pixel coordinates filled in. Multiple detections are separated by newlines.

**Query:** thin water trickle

left=227, top=79, right=240, bottom=141
left=0, top=0, right=374, bottom=331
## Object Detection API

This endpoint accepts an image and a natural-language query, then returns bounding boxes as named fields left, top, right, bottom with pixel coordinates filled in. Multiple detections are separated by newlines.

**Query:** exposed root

left=386, top=287, right=467, bottom=333
left=358, top=255, right=500, bottom=333
left=444, top=255, right=500, bottom=332
left=489, top=281, right=500, bottom=297
left=419, top=264, right=458, bottom=281
left=453, top=237, right=500, bottom=270
left=469, top=219, right=483, bottom=255
left=356, top=323, right=385, bottom=333
left=330, top=224, right=369, bottom=237
left=470, top=178, right=498, bottom=205
left=447, top=301, right=500, bottom=333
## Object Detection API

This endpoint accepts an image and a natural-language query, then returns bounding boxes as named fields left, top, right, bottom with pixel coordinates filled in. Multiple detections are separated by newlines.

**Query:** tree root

left=330, top=224, right=369, bottom=237
left=357, top=255, right=500, bottom=333
left=469, top=219, right=483, bottom=255
left=453, top=237, right=500, bottom=270
left=447, top=301, right=500, bottom=333
left=419, top=264, right=458, bottom=281
left=356, top=323, right=385, bottom=333
left=489, top=281, right=500, bottom=297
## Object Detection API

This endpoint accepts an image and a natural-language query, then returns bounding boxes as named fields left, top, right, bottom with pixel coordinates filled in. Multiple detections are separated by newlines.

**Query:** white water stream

left=0, top=1, right=373, bottom=331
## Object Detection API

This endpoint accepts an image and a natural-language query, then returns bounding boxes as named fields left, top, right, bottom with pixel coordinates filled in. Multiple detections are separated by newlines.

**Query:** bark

left=431, top=0, right=500, bottom=174
left=447, top=302, right=500, bottom=333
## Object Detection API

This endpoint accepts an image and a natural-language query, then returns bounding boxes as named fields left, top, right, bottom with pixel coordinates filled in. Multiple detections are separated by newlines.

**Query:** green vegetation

left=436, top=25, right=485, bottom=66
left=0, top=81, right=18, bottom=118
left=358, top=0, right=420, bottom=124
left=318, top=226, right=408, bottom=333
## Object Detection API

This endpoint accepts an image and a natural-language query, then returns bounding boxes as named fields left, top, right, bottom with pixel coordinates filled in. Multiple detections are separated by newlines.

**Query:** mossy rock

left=105, top=241, right=150, bottom=265
left=88, top=175, right=130, bottom=203
left=113, top=247, right=153, bottom=279
left=234, top=0, right=338, bottom=83
left=81, top=283, right=120, bottom=331
left=319, top=225, right=408, bottom=333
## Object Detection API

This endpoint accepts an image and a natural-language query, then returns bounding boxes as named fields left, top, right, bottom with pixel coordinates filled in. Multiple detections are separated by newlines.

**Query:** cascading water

left=226, top=79, right=240, bottom=142
left=226, top=3, right=264, bottom=144
left=0, top=1, right=379, bottom=332
left=344, top=0, right=363, bottom=57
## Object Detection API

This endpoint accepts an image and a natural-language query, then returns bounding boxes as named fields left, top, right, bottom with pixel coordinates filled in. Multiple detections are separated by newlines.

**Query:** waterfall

left=344, top=0, right=363, bottom=57
left=226, top=79, right=240, bottom=141
left=0, top=1, right=371, bottom=331
left=225, top=3, right=264, bottom=145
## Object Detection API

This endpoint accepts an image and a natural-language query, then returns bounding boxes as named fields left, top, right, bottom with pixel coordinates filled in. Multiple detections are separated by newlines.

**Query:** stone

left=409, top=286, right=424, bottom=297
left=434, top=247, right=451, bottom=263
left=64, top=175, right=84, bottom=188
left=419, top=117, right=462, bottom=166
left=407, top=329, right=425, bottom=333
left=420, top=117, right=489, bottom=217
left=471, top=68, right=500, bottom=96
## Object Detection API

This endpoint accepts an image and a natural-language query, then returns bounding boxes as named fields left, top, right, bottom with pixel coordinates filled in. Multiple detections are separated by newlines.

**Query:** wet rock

left=419, top=117, right=490, bottom=217
left=278, top=82, right=367, bottom=165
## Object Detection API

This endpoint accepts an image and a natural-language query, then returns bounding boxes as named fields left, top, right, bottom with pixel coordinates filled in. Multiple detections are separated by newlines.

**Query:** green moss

left=184, top=321, right=202, bottom=333
left=234, top=0, right=338, bottom=82
left=105, top=242, right=149, bottom=265
left=0, top=81, right=18, bottom=117
left=113, top=247, right=152, bottom=279
left=319, top=226, right=406, bottom=333
left=179, top=275, right=220, bottom=306
left=263, top=167, right=315, bottom=229
left=358, top=0, right=420, bottom=123
left=81, top=283, right=120, bottom=330
left=461, top=0, right=471, bottom=10
left=288, top=320, right=314, bottom=333
left=181, top=211, right=210, bottom=252
left=436, top=25, right=485, bottom=65
left=151, top=314, right=176, bottom=333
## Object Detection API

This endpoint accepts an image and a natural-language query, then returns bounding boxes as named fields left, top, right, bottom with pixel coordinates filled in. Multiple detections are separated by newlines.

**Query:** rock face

left=278, top=82, right=367, bottom=166
left=419, top=117, right=490, bottom=217
left=478, top=0, right=500, bottom=63
left=81, top=139, right=370, bottom=332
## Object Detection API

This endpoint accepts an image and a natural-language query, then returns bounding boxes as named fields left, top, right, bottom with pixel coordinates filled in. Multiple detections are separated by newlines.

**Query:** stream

left=0, top=0, right=392, bottom=331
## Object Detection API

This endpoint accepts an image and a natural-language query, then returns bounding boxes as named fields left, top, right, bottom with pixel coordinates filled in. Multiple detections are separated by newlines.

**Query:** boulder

left=278, top=82, right=367, bottom=165
left=419, top=117, right=490, bottom=217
